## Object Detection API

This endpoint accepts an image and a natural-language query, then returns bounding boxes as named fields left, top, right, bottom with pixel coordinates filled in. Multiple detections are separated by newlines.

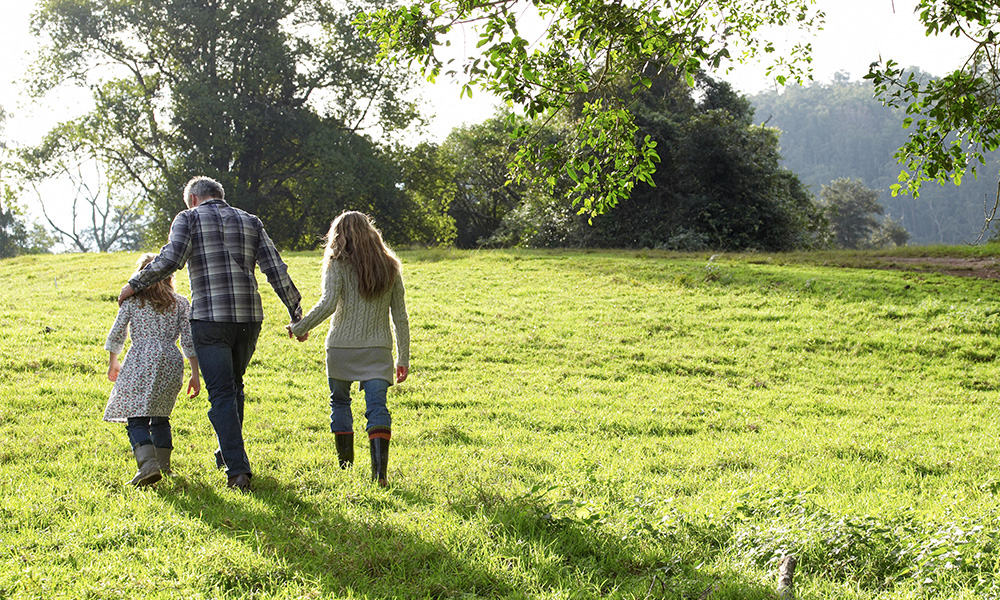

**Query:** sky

left=0, top=0, right=980, bottom=227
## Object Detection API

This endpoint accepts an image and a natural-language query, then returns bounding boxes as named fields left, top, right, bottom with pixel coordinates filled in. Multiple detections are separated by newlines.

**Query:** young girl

left=104, top=253, right=200, bottom=486
left=287, top=211, right=410, bottom=486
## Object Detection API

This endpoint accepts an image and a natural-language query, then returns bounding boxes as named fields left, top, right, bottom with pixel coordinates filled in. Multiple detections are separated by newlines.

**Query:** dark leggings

left=126, top=416, right=171, bottom=448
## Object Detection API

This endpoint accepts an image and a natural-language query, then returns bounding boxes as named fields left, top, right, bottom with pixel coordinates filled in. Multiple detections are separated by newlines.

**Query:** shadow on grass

left=159, top=474, right=512, bottom=598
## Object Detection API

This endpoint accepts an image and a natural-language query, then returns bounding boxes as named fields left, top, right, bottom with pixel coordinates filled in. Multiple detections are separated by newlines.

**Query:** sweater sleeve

left=390, top=273, right=410, bottom=367
left=104, top=299, right=132, bottom=354
left=289, top=261, right=341, bottom=337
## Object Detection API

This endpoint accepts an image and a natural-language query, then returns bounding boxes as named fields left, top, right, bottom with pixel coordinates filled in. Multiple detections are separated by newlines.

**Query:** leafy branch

left=358, top=0, right=823, bottom=216
left=866, top=1, right=1000, bottom=234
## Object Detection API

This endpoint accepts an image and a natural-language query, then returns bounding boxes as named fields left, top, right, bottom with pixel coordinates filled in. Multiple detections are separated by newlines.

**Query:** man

left=118, top=176, right=303, bottom=491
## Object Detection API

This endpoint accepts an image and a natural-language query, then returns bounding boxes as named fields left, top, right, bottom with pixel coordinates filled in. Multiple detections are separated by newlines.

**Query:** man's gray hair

left=184, top=176, right=225, bottom=200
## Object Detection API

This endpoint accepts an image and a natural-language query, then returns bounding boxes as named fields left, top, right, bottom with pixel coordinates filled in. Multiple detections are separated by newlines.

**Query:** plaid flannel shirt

left=130, top=199, right=302, bottom=323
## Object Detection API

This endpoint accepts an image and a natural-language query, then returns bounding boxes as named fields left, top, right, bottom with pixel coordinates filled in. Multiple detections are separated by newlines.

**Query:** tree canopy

left=27, top=0, right=426, bottom=248
left=358, top=0, right=824, bottom=218
left=411, top=70, right=826, bottom=251
left=362, top=0, right=1000, bottom=233
left=819, top=178, right=884, bottom=250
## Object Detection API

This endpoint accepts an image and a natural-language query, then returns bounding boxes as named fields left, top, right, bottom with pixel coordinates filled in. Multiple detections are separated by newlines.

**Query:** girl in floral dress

left=104, top=253, right=200, bottom=486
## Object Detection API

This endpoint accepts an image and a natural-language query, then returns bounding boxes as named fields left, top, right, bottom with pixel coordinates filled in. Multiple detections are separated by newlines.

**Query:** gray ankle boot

left=130, top=444, right=162, bottom=487
left=154, top=447, right=173, bottom=476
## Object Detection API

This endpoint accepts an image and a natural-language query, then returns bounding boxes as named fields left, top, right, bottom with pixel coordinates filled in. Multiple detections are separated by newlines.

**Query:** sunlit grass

left=2, top=248, right=1000, bottom=598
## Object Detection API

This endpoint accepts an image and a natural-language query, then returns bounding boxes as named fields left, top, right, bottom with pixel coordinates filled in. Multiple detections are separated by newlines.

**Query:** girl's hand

left=187, top=375, right=200, bottom=398
left=396, top=365, right=408, bottom=384
left=107, top=359, right=120, bottom=382
left=286, top=324, right=308, bottom=342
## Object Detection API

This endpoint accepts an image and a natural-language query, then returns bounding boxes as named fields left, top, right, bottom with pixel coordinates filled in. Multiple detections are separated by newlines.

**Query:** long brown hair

left=323, top=211, right=400, bottom=300
left=134, top=253, right=176, bottom=313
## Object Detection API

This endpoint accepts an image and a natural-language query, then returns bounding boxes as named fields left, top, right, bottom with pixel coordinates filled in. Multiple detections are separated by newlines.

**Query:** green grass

left=3, top=248, right=1000, bottom=599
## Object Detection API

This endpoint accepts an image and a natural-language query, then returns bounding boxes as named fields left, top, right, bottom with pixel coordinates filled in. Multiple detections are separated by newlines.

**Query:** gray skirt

left=326, top=346, right=394, bottom=384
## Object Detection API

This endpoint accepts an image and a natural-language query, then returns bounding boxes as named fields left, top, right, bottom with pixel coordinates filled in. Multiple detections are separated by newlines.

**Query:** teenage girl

left=105, top=253, right=200, bottom=486
left=287, top=211, right=410, bottom=486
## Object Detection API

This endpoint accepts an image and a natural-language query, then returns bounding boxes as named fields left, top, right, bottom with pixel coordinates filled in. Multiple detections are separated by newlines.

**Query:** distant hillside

left=750, top=75, right=1000, bottom=245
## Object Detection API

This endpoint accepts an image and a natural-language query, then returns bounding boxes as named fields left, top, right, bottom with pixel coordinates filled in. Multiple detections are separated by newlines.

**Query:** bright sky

left=0, top=0, right=979, bottom=225
left=726, top=0, right=977, bottom=94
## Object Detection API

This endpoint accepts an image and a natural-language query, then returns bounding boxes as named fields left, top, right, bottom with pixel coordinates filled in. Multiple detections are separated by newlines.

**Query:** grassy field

left=2, top=248, right=1000, bottom=599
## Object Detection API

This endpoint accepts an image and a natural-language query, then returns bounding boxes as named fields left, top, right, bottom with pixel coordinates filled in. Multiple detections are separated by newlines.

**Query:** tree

left=390, top=142, right=458, bottom=246
left=867, top=1, right=1000, bottom=230
left=440, top=116, right=531, bottom=248
left=405, top=110, right=567, bottom=248
left=871, top=215, right=911, bottom=248
left=358, top=0, right=824, bottom=218
left=820, top=178, right=886, bottom=249
left=29, top=0, right=422, bottom=248
left=555, top=71, right=826, bottom=250
left=17, top=125, right=147, bottom=253
left=0, top=106, right=56, bottom=258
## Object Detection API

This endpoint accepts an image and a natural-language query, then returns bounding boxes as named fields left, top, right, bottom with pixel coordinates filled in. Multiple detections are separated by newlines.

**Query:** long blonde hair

left=134, top=253, right=176, bottom=313
left=324, top=211, right=400, bottom=300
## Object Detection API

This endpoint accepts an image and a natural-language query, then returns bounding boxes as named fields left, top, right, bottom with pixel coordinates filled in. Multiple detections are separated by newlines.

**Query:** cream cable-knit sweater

left=290, top=260, right=409, bottom=367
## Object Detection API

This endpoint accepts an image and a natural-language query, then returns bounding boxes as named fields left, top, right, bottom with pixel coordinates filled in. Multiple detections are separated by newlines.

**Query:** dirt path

left=873, top=256, right=1000, bottom=280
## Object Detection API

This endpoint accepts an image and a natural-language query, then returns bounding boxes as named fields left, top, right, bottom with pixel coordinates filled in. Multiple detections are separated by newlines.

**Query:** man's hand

left=396, top=365, right=408, bottom=384
left=117, top=284, right=135, bottom=306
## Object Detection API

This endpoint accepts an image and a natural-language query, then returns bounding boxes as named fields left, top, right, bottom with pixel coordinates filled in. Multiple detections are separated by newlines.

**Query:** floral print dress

left=103, top=293, right=196, bottom=422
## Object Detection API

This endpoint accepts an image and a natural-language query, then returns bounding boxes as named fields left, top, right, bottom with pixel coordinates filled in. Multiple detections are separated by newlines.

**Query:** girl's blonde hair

left=134, top=253, right=176, bottom=313
left=324, top=211, right=400, bottom=300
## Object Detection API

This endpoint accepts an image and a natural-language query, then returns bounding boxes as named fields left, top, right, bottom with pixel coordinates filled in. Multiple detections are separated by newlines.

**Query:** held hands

left=396, top=365, right=408, bottom=384
left=286, top=324, right=308, bottom=342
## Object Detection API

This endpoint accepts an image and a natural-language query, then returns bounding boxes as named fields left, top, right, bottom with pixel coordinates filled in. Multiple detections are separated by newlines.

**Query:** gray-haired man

left=118, top=176, right=303, bottom=491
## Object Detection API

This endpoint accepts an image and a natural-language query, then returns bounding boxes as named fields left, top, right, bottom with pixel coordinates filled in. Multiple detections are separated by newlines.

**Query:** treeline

left=2, top=0, right=993, bottom=256
left=5, top=50, right=833, bottom=254
left=750, top=73, right=1000, bottom=246
left=399, top=69, right=825, bottom=251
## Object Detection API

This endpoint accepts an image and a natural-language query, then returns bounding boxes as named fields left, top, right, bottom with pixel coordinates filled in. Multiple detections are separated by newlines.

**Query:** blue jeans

left=126, top=416, right=171, bottom=449
left=191, top=320, right=261, bottom=477
left=328, top=378, right=391, bottom=434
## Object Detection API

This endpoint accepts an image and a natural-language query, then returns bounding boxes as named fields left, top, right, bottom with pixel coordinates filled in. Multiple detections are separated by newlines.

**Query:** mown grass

left=3, top=248, right=1000, bottom=599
